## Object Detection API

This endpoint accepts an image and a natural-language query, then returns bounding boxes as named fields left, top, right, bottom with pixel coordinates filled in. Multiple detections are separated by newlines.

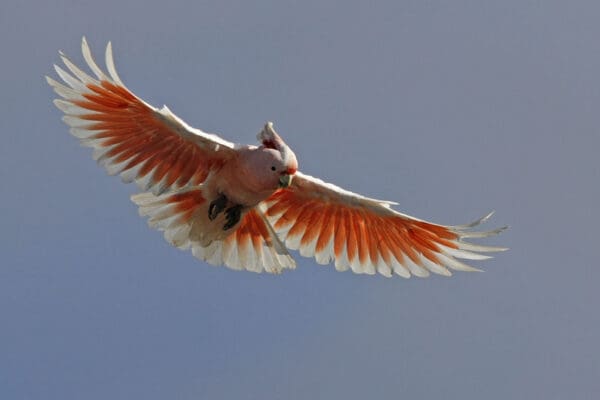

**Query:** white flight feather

left=53, top=99, right=86, bottom=116
left=439, top=245, right=492, bottom=261
left=334, top=246, right=350, bottom=272
left=403, top=256, right=430, bottom=278
left=54, top=65, right=89, bottom=93
left=62, top=115, right=95, bottom=129
left=419, top=254, right=451, bottom=276
left=105, top=42, right=126, bottom=87
left=314, top=235, right=334, bottom=265
left=376, top=255, right=393, bottom=277
left=436, top=253, right=482, bottom=273
left=390, top=256, right=411, bottom=278
left=46, top=76, right=86, bottom=101
left=60, top=52, right=98, bottom=85
left=81, top=37, right=109, bottom=81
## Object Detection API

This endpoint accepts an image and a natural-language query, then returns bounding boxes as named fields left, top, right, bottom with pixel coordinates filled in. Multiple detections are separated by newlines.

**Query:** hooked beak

left=279, top=174, right=293, bottom=188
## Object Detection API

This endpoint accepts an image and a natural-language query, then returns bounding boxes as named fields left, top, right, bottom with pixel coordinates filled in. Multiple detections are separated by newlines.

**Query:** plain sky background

left=1, top=1, right=599, bottom=399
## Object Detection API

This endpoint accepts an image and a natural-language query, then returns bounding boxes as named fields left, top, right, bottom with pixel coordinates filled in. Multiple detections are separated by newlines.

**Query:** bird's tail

left=131, top=188, right=295, bottom=273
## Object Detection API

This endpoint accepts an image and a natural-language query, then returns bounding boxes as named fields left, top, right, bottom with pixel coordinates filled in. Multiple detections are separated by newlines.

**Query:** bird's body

left=47, top=38, right=506, bottom=277
left=209, top=142, right=296, bottom=209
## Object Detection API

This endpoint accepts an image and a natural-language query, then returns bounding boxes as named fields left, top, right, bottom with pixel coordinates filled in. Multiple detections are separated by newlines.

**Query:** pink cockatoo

left=47, top=38, right=507, bottom=277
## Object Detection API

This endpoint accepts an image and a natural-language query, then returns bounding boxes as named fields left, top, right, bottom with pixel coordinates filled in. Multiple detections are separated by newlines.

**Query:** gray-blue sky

left=1, top=1, right=599, bottom=399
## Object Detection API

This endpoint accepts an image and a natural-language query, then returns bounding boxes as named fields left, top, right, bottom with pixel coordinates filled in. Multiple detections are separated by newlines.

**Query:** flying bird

left=47, top=38, right=507, bottom=277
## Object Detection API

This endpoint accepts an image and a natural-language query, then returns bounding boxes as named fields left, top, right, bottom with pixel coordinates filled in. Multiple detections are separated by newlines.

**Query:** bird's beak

left=279, top=174, right=293, bottom=188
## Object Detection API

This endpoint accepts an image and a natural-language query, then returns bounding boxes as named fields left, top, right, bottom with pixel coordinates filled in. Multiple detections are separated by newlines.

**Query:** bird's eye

left=271, top=166, right=276, bottom=171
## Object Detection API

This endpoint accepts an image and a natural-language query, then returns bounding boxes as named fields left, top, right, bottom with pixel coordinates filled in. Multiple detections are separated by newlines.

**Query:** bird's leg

left=208, top=193, right=228, bottom=221
left=223, top=204, right=244, bottom=230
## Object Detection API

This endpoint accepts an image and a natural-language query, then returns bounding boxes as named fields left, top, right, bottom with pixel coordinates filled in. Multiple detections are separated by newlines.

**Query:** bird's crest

left=257, top=122, right=297, bottom=173
left=257, top=122, right=284, bottom=150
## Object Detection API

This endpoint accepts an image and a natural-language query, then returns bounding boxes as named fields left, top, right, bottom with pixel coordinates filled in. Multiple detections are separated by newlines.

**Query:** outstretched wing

left=262, top=172, right=507, bottom=278
left=47, top=37, right=235, bottom=195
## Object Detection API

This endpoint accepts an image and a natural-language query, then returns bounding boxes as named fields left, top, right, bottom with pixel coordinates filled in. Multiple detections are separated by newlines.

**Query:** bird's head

left=256, top=122, right=298, bottom=189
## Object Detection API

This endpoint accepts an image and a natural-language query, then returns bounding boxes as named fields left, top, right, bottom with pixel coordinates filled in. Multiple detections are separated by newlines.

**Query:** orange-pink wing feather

left=263, top=172, right=507, bottom=278
left=47, top=38, right=235, bottom=195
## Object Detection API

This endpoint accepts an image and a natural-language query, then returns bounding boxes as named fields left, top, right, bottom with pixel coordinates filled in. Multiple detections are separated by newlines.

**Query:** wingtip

left=457, top=210, right=495, bottom=229
left=497, top=225, right=509, bottom=235
left=461, top=265, right=485, bottom=273
left=105, top=41, right=125, bottom=86
left=450, top=211, right=509, bottom=240
left=80, top=36, right=108, bottom=80
left=458, top=226, right=507, bottom=239
left=106, top=41, right=113, bottom=58
left=81, top=36, right=89, bottom=54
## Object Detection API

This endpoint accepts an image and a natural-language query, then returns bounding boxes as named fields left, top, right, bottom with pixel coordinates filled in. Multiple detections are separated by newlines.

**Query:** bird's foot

left=208, top=194, right=228, bottom=221
left=223, top=204, right=243, bottom=231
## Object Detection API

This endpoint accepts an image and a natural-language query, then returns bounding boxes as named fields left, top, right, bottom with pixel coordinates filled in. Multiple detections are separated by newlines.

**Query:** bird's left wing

left=47, top=38, right=235, bottom=195
left=262, top=172, right=507, bottom=278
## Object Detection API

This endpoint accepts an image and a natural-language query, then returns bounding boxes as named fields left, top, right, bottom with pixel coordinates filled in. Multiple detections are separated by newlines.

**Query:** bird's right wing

left=47, top=37, right=235, bottom=195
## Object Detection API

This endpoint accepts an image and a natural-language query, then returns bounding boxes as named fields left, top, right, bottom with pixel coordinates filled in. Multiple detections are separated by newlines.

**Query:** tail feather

left=131, top=188, right=295, bottom=273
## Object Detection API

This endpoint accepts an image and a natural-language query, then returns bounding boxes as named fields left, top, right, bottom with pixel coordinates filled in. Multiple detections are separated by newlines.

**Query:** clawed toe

left=223, top=205, right=243, bottom=230
left=208, top=194, right=242, bottom=230
left=208, top=194, right=227, bottom=220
